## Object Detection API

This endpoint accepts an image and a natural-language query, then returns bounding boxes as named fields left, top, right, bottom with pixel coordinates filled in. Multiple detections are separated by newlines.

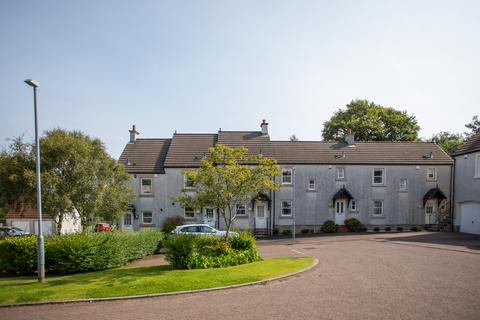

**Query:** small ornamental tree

left=175, top=144, right=280, bottom=238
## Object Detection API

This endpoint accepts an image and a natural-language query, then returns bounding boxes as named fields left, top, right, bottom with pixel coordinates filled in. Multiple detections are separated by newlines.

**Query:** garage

left=460, top=203, right=480, bottom=235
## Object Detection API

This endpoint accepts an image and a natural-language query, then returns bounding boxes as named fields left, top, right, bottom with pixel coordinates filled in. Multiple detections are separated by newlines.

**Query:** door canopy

left=251, top=193, right=271, bottom=210
left=332, top=187, right=354, bottom=206
left=423, top=187, right=447, bottom=205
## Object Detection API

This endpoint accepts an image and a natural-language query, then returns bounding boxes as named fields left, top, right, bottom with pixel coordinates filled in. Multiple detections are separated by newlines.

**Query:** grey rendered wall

left=274, top=164, right=452, bottom=230
left=454, top=152, right=480, bottom=227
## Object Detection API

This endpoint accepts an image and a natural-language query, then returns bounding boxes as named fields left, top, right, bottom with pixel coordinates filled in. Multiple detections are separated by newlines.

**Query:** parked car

left=170, top=224, right=238, bottom=237
left=94, top=223, right=112, bottom=232
left=0, top=226, right=28, bottom=237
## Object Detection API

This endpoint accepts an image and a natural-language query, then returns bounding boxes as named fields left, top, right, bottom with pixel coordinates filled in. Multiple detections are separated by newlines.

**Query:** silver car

left=0, top=226, right=28, bottom=237
left=170, top=224, right=238, bottom=237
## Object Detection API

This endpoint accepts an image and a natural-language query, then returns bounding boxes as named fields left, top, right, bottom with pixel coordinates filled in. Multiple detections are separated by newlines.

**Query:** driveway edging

left=0, top=258, right=318, bottom=308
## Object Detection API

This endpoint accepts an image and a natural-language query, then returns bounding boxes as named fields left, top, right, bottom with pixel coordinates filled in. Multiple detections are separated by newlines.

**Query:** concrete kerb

left=0, top=258, right=319, bottom=309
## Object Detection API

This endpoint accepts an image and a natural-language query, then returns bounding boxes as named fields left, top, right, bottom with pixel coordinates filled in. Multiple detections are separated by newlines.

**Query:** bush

left=396, top=226, right=403, bottom=231
left=162, top=216, right=185, bottom=234
left=301, top=229, right=310, bottom=234
left=362, top=227, right=368, bottom=232
left=321, top=220, right=338, bottom=233
left=410, top=226, right=418, bottom=232
left=281, top=229, right=292, bottom=236
left=385, top=226, right=391, bottom=232
left=344, top=218, right=364, bottom=232
left=273, top=228, right=279, bottom=235
left=0, top=229, right=164, bottom=275
left=165, top=231, right=260, bottom=270
left=374, top=227, right=380, bottom=232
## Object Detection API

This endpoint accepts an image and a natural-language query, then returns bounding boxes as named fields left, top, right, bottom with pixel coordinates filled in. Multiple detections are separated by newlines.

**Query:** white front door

left=425, top=200, right=438, bottom=224
left=335, top=199, right=346, bottom=225
left=203, top=208, right=216, bottom=227
left=123, top=213, right=133, bottom=231
left=255, top=203, right=267, bottom=229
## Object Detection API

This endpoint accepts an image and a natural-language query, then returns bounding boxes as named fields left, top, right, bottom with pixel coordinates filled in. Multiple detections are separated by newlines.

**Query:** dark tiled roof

left=454, top=131, right=480, bottom=156
left=272, top=141, right=453, bottom=165
left=119, top=139, right=171, bottom=173
left=164, top=134, right=217, bottom=167
left=217, top=131, right=273, bottom=157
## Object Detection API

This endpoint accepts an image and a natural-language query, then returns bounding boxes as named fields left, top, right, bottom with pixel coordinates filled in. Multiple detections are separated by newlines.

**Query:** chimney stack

left=260, top=119, right=269, bottom=135
left=345, top=128, right=355, bottom=145
left=129, top=125, right=139, bottom=143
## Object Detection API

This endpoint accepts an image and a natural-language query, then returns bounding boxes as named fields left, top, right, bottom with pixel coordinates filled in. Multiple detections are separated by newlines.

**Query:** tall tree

left=429, top=132, right=465, bottom=155
left=0, top=129, right=134, bottom=232
left=465, top=115, right=480, bottom=139
left=322, top=99, right=420, bottom=142
left=175, top=144, right=280, bottom=237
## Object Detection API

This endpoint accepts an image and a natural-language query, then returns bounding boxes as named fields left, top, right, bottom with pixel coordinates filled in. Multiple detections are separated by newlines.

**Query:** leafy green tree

left=465, top=115, right=480, bottom=139
left=429, top=132, right=465, bottom=155
left=0, top=129, right=134, bottom=232
left=175, top=144, right=280, bottom=237
left=322, top=99, right=420, bottom=142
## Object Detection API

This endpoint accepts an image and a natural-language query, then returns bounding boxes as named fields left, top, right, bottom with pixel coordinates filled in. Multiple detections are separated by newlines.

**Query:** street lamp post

left=24, top=79, right=45, bottom=282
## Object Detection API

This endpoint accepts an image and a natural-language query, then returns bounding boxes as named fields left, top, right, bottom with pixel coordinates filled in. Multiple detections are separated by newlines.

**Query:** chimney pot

left=129, top=125, right=139, bottom=143
left=260, top=119, right=269, bottom=135
left=345, top=129, right=355, bottom=145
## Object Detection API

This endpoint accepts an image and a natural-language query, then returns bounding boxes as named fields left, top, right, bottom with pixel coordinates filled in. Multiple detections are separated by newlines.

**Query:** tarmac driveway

left=2, top=232, right=480, bottom=320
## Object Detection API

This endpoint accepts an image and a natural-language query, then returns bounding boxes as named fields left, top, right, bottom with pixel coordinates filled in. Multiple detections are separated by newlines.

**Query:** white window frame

left=427, top=168, right=437, bottom=181
left=281, top=201, right=292, bottom=216
left=336, top=167, right=345, bottom=180
left=183, top=174, right=194, bottom=189
left=123, top=213, right=133, bottom=225
left=475, top=154, right=480, bottom=178
left=140, top=178, right=153, bottom=194
left=282, top=169, right=292, bottom=184
left=235, top=204, right=247, bottom=216
left=184, top=207, right=195, bottom=219
left=399, top=178, right=408, bottom=191
left=308, top=179, right=316, bottom=190
left=372, top=200, right=384, bottom=216
left=142, top=211, right=153, bottom=224
left=372, top=168, right=385, bottom=186
left=350, top=199, right=357, bottom=212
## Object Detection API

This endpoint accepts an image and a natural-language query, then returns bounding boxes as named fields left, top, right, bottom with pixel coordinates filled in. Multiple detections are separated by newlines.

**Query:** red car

left=94, top=223, right=112, bottom=232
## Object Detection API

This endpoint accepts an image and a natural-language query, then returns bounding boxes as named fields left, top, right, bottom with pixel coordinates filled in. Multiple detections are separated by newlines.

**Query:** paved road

left=2, top=232, right=480, bottom=320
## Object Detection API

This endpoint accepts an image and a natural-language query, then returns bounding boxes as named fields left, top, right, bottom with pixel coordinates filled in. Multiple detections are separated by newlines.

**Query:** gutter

left=450, top=159, right=455, bottom=232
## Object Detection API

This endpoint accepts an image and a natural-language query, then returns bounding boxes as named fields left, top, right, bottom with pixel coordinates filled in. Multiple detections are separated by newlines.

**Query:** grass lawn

left=0, top=257, right=314, bottom=304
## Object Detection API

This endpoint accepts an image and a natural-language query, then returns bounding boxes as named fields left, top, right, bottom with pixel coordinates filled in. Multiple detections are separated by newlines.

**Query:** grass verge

left=0, top=257, right=314, bottom=304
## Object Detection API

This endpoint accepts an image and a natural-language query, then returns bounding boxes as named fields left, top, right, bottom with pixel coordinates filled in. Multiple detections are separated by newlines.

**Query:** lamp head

left=24, top=79, right=40, bottom=88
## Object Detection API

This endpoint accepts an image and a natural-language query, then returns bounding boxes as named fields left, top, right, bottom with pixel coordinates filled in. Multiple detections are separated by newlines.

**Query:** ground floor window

left=373, top=200, right=384, bottom=215
left=142, top=211, right=153, bottom=224
left=184, top=207, right=195, bottom=219
left=350, top=200, right=357, bottom=211
left=281, top=201, right=292, bottom=216
left=236, top=204, right=246, bottom=215
left=123, top=213, right=132, bottom=225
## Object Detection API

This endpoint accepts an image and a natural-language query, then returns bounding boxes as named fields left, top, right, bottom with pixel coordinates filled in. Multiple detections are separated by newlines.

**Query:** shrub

left=281, top=229, right=292, bottom=236
left=385, top=226, right=391, bottom=232
left=0, top=229, right=164, bottom=275
left=165, top=232, right=260, bottom=270
left=362, top=227, right=368, bottom=232
left=374, top=227, right=380, bottom=232
left=301, top=229, right=310, bottom=234
left=321, top=220, right=338, bottom=233
left=273, top=228, right=279, bottom=235
left=410, top=226, right=418, bottom=232
left=344, top=218, right=364, bottom=232
left=396, top=226, right=403, bottom=231
left=162, top=216, right=185, bottom=234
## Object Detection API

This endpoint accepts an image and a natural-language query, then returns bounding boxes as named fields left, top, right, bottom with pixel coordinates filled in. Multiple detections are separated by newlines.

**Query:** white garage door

left=12, top=220, right=30, bottom=234
left=460, top=203, right=480, bottom=235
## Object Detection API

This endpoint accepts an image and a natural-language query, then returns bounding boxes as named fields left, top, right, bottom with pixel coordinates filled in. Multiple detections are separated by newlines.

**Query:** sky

left=1, top=0, right=479, bottom=158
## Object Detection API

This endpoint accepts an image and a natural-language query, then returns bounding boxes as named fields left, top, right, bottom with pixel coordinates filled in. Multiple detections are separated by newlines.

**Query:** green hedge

left=344, top=218, right=364, bottom=232
left=165, top=231, right=260, bottom=270
left=321, top=220, right=338, bottom=233
left=0, top=229, right=164, bottom=275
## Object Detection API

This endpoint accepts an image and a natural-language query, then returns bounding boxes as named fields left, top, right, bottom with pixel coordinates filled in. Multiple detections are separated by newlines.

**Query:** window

left=281, top=201, right=292, bottom=216
left=142, top=211, right=153, bottom=224
left=123, top=213, right=132, bottom=225
left=425, top=204, right=433, bottom=214
left=282, top=169, right=292, bottom=184
left=373, top=200, right=384, bottom=215
left=308, top=179, right=316, bottom=190
left=372, top=168, right=385, bottom=185
left=350, top=200, right=357, bottom=211
left=399, top=179, right=408, bottom=191
left=427, top=168, right=437, bottom=181
left=236, top=204, right=246, bottom=215
left=184, top=174, right=194, bottom=188
left=475, top=154, right=480, bottom=178
left=184, top=207, right=195, bottom=219
left=141, top=178, right=152, bottom=194
left=336, top=168, right=345, bottom=180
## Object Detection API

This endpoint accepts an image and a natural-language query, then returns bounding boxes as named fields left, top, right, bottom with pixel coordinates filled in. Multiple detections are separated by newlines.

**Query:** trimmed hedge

left=321, top=220, right=338, bottom=233
left=0, top=229, right=164, bottom=275
left=165, top=231, right=260, bottom=269
left=344, top=218, right=364, bottom=232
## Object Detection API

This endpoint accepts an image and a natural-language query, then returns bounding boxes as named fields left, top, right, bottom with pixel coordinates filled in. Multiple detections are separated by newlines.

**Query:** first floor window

left=123, top=213, right=132, bottom=225
left=427, top=168, right=436, bottom=181
left=350, top=200, right=357, bottom=211
left=308, top=179, right=315, bottom=190
left=184, top=174, right=194, bottom=188
left=373, top=200, right=384, bottom=215
left=399, top=178, right=408, bottom=191
left=184, top=207, right=195, bottom=218
left=336, top=168, right=345, bottom=179
left=282, top=169, right=292, bottom=184
left=141, top=178, right=152, bottom=194
left=373, top=168, right=385, bottom=185
left=281, top=201, right=292, bottom=216
left=142, top=211, right=153, bottom=224
left=236, top=204, right=246, bottom=215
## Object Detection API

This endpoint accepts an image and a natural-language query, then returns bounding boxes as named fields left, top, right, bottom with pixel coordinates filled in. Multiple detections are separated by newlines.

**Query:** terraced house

left=119, top=121, right=453, bottom=236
